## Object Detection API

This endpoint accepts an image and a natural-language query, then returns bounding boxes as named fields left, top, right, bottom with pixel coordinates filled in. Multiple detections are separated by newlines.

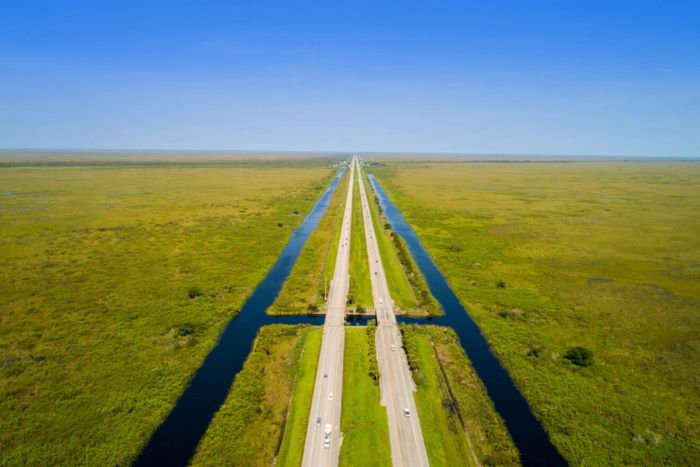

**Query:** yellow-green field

left=192, top=324, right=321, bottom=466
left=0, top=161, right=334, bottom=465
left=371, top=160, right=700, bottom=465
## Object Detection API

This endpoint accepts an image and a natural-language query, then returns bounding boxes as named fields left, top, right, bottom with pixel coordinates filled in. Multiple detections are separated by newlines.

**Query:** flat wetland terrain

left=0, top=156, right=335, bottom=464
left=370, top=160, right=700, bottom=464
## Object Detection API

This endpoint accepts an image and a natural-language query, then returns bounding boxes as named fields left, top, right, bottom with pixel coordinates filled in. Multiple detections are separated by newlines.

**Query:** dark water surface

left=134, top=168, right=345, bottom=466
left=368, top=174, right=567, bottom=467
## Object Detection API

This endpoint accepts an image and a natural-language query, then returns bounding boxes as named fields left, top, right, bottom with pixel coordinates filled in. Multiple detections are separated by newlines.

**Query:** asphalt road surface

left=357, top=159, right=430, bottom=467
left=301, top=157, right=355, bottom=467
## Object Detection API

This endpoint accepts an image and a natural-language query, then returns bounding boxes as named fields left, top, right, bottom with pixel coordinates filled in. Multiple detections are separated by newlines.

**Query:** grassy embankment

left=275, top=324, right=323, bottom=467
left=361, top=169, right=440, bottom=316
left=348, top=172, right=373, bottom=308
left=192, top=324, right=322, bottom=466
left=268, top=166, right=349, bottom=314
left=372, top=161, right=700, bottom=465
left=339, top=325, right=392, bottom=466
left=0, top=160, right=334, bottom=465
left=402, top=324, right=520, bottom=466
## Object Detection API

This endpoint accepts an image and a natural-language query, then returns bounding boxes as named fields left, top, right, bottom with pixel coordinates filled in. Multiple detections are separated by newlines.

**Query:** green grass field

left=349, top=173, right=373, bottom=308
left=339, top=326, right=392, bottom=466
left=275, top=325, right=323, bottom=467
left=402, top=324, right=519, bottom=466
left=371, top=160, right=700, bottom=465
left=361, top=169, right=440, bottom=316
left=192, top=325, right=321, bottom=466
left=269, top=167, right=349, bottom=314
left=0, top=160, right=334, bottom=465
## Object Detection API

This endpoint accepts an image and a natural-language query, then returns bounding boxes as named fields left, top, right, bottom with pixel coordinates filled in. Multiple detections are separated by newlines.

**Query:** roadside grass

left=269, top=167, right=349, bottom=314
left=339, top=326, right=392, bottom=466
left=361, top=170, right=440, bottom=316
left=372, top=161, right=700, bottom=465
left=402, top=324, right=520, bottom=466
left=276, top=326, right=323, bottom=467
left=0, top=161, right=334, bottom=465
left=192, top=325, right=321, bottom=466
left=349, top=173, right=373, bottom=307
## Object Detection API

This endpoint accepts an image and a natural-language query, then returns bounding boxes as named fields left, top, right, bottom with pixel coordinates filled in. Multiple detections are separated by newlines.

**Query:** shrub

left=187, top=286, right=204, bottom=299
left=366, top=320, right=380, bottom=383
left=496, top=280, right=506, bottom=289
left=448, top=244, right=462, bottom=252
left=277, top=222, right=284, bottom=228
left=175, top=322, right=197, bottom=337
left=564, top=346, right=594, bottom=367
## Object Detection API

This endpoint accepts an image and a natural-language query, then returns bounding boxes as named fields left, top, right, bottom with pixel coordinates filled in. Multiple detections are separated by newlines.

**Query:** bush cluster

left=564, top=346, right=594, bottom=367
left=366, top=320, right=380, bottom=383
left=399, top=324, right=421, bottom=375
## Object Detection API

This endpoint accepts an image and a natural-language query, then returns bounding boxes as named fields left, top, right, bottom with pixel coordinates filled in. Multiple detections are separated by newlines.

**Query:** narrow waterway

left=134, top=168, right=344, bottom=466
left=368, top=174, right=567, bottom=467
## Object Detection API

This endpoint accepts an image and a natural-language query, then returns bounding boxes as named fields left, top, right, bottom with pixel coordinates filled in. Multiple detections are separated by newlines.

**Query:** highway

left=356, top=158, right=430, bottom=467
left=301, top=157, right=355, bottom=467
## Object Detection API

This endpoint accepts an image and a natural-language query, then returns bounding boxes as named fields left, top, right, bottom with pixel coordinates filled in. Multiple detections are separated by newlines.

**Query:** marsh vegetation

left=0, top=158, right=334, bottom=464
left=371, top=160, right=700, bottom=464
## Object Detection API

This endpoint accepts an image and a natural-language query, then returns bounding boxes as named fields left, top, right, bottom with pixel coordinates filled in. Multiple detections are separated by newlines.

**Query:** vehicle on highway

left=328, top=392, right=333, bottom=401
left=316, top=416, right=321, bottom=426
left=391, top=344, right=396, bottom=351
left=379, top=297, right=383, bottom=304
left=404, top=408, right=411, bottom=417
left=323, top=423, right=332, bottom=449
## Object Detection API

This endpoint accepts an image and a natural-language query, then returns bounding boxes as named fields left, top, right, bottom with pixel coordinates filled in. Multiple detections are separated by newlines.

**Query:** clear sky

left=1, top=1, right=698, bottom=156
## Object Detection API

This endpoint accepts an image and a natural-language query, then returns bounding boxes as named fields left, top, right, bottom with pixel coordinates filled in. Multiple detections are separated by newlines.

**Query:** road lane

left=356, top=158, right=430, bottom=467
left=301, top=157, right=355, bottom=467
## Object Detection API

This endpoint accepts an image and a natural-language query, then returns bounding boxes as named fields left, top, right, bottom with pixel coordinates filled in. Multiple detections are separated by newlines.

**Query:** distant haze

left=1, top=1, right=699, bottom=157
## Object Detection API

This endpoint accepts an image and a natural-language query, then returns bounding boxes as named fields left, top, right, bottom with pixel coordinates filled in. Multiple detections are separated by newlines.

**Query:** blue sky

left=1, top=1, right=698, bottom=156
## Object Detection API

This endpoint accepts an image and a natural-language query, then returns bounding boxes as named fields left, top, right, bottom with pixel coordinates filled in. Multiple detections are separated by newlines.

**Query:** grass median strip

left=339, top=326, right=391, bottom=466
left=349, top=173, right=373, bottom=308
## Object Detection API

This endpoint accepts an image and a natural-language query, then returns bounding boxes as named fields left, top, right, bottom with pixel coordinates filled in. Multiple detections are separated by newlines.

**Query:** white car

left=328, top=392, right=333, bottom=401
left=404, top=408, right=411, bottom=417
left=391, top=345, right=396, bottom=351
